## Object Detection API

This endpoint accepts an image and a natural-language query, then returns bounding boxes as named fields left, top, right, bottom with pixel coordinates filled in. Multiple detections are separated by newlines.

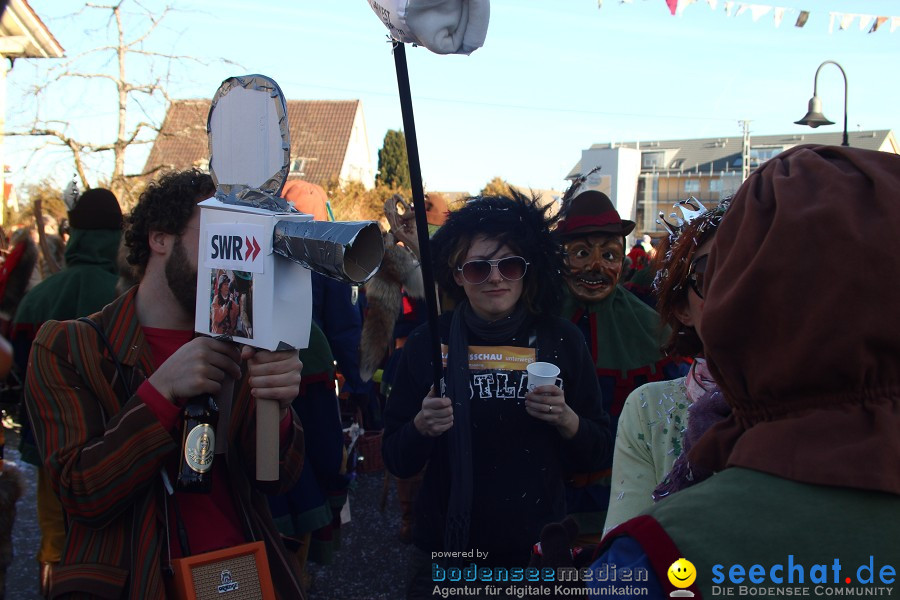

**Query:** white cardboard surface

left=195, top=197, right=314, bottom=351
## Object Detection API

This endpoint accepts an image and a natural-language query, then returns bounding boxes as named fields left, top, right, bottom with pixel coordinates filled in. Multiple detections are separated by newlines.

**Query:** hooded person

left=10, top=187, right=123, bottom=597
left=554, top=189, right=689, bottom=544
left=587, top=144, right=900, bottom=599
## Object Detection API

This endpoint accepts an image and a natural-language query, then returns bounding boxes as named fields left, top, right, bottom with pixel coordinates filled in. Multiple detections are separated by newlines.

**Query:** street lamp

left=794, top=60, right=849, bottom=147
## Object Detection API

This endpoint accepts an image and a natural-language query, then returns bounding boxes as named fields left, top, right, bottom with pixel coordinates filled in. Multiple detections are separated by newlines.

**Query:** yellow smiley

left=667, top=558, right=697, bottom=588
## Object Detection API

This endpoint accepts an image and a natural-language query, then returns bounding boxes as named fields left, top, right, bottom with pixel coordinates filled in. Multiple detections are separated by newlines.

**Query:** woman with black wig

left=382, top=193, right=610, bottom=596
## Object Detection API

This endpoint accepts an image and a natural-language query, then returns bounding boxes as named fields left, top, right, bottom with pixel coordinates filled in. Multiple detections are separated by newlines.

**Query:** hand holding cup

left=524, top=361, right=579, bottom=439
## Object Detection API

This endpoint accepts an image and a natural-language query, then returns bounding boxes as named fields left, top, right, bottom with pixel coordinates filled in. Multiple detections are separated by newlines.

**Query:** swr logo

left=211, top=234, right=261, bottom=262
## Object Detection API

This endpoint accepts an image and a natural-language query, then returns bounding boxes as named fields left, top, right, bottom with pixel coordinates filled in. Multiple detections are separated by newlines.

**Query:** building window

left=750, top=147, right=782, bottom=163
left=709, top=178, right=723, bottom=193
left=684, top=180, right=700, bottom=193
left=642, top=151, right=665, bottom=169
left=291, top=157, right=307, bottom=175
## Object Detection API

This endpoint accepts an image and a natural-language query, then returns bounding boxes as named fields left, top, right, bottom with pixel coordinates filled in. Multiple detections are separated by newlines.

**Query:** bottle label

left=184, top=423, right=215, bottom=474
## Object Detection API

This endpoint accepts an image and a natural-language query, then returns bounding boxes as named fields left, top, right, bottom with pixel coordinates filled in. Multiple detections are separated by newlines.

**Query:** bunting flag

left=869, top=16, right=887, bottom=33
left=839, top=13, right=855, bottom=31
left=750, top=4, right=771, bottom=21
left=677, top=0, right=697, bottom=16
left=773, top=6, right=785, bottom=27
left=858, top=14, right=873, bottom=32
left=643, top=0, right=898, bottom=35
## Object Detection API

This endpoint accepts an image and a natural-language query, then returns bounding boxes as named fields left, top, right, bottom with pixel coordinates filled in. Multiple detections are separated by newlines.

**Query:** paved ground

left=4, top=425, right=412, bottom=600
left=307, top=469, right=414, bottom=600
left=6, top=428, right=42, bottom=600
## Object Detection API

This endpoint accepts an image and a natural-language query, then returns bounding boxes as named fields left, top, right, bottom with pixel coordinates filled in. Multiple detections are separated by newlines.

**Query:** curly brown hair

left=654, top=199, right=730, bottom=357
left=124, top=169, right=215, bottom=273
left=430, top=191, right=564, bottom=316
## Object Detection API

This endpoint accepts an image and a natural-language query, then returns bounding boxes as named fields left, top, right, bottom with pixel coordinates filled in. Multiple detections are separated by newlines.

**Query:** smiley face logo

left=668, top=558, right=697, bottom=589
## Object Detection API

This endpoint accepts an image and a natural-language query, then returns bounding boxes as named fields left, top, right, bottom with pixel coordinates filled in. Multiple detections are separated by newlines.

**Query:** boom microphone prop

left=367, top=0, right=491, bottom=393
left=195, top=74, right=384, bottom=481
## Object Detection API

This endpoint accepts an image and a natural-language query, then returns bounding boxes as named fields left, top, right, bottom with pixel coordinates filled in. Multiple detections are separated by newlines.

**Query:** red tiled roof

left=142, top=99, right=360, bottom=187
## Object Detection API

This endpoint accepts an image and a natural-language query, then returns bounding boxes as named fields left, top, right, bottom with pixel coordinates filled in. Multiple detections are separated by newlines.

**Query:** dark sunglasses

left=457, top=256, right=529, bottom=285
left=687, top=253, right=709, bottom=299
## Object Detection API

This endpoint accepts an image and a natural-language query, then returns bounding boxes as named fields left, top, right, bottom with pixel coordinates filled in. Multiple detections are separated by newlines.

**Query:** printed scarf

left=444, top=300, right=530, bottom=555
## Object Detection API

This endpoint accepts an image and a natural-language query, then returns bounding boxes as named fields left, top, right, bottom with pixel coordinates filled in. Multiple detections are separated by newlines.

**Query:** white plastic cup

left=526, top=361, right=562, bottom=391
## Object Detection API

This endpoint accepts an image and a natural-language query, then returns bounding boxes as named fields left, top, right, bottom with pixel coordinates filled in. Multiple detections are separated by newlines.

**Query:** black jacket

left=383, top=311, right=610, bottom=567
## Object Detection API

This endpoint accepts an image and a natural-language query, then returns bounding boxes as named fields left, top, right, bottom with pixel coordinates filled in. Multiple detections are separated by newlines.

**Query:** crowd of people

left=0, top=142, right=896, bottom=600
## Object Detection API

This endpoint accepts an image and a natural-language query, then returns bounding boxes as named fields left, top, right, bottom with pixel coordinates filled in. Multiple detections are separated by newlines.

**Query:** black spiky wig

left=430, top=190, right=565, bottom=316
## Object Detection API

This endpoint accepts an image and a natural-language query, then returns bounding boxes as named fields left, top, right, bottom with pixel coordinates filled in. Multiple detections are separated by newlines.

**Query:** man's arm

left=25, top=321, right=178, bottom=528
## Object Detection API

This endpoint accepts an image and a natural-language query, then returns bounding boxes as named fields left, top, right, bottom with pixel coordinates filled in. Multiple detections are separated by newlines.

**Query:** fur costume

left=358, top=232, right=424, bottom=382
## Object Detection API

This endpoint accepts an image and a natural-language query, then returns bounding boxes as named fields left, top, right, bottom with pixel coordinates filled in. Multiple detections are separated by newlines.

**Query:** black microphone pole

left=392, top=41, right=443, bottom=394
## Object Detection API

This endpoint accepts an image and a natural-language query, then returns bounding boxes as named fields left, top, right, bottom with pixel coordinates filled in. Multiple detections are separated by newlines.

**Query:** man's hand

left=240, top=346, right=303, bottom=420
left=414, top=389, right=453, bottom=437
left=148, top=337, right=242, bottom=402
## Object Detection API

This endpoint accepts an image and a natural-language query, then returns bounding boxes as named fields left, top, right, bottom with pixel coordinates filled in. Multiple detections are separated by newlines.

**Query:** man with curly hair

left=24, top=169, right=306, bottom=599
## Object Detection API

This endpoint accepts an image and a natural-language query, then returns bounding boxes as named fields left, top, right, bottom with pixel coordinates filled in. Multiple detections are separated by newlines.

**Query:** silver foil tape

left=273, top=220, right=384, bottom=284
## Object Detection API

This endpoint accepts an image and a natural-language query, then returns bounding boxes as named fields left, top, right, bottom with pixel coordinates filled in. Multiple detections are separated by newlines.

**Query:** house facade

left=566, top=129, right=899, bottom=237
left=143, top=98, right=376, bottom=190
left=0, top=0, right=64, bottom=226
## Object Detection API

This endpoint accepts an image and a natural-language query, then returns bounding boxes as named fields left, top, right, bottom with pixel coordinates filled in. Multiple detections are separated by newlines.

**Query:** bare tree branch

left=13, top=0, right=234, bottom=208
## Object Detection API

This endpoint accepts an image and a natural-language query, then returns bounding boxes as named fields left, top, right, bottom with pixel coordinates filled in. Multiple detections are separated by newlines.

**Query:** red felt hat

left=555, top=190, right=635, bottom=238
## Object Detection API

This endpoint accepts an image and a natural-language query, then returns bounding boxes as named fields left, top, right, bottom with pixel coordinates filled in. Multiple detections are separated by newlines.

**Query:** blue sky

left=7, top=0, right=899, bottom=195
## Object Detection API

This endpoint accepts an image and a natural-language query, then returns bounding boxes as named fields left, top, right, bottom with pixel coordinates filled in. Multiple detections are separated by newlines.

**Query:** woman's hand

left=525, top=385, right=580, bottom=439
left=414, top=388, right=453, bottom=437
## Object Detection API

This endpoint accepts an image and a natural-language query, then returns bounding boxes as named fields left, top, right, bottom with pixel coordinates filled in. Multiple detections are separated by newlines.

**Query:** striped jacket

left=25, top=287, right=305, bottom=599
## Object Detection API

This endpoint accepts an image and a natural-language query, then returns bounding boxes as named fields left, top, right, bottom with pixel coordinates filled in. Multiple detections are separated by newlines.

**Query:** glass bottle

left=176, top=395, right=219, bottom=493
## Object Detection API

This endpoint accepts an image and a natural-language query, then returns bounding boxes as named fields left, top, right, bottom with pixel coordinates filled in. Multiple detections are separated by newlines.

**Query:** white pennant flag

left=773, top=7, right=786, bottom=27
left=677, top=0, right=698, bottom=15
left=892, top=16, right=900, bottom=33
left=724, top=1, right=734, bottom=16
left=736, top=3, right=749, bottom=18
left=829, top=12, right=837, bottom=34
left=858, top=14, right=874, bottom=31
left=750, top=4, right=771, bottom=21
left=707, top=0, right=718, bottom=9
left=840, top=13, right=856, bottom=30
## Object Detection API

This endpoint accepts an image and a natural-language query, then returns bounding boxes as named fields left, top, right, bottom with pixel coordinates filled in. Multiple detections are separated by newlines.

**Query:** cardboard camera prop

left=195, top=74, right=383, bottom=480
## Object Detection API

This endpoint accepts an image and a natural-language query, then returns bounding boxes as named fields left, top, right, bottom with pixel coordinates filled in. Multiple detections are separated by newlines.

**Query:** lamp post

left=794, top=60, right=849, bottom=147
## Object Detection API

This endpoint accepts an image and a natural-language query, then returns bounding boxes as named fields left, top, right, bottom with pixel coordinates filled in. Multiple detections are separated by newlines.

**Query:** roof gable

left=0, top=0, right=64, bottom=58
left=142, top=99, right=361, bottom=187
